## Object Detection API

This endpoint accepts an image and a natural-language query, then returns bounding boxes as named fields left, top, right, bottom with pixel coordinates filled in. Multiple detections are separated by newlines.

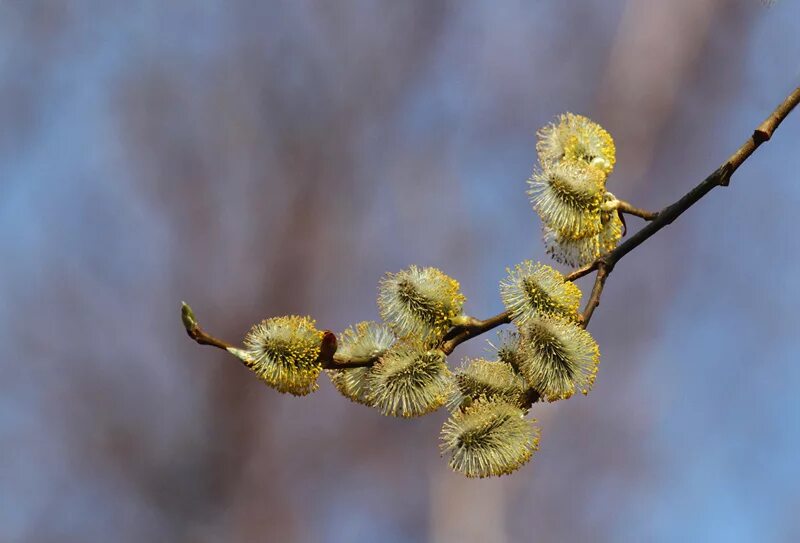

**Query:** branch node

left=317, top=331, right=338, bottom=368
left=716, top=163, right=734, bottom=187
left=753, top=128, right=771, bottom=145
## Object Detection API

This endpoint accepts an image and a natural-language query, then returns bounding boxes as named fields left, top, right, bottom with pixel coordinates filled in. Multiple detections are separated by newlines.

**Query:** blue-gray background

left=1, top=1, right=799, bottom=541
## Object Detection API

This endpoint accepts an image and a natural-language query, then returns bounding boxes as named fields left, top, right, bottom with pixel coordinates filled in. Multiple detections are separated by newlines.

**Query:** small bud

left=367, top=345, right=452, bottom=418
left=327, top=321, right=395, bottom=405
left=238, top=315, right=324, bottom=396
left=440, top=399, right=540, bottom=478
left=181, top=301, right=198, bottom=332
left=517, top=316, right=600, bottom=402
left=378, top=265, right=466, bottom=343
left=500, top=260, right=582, bottom=324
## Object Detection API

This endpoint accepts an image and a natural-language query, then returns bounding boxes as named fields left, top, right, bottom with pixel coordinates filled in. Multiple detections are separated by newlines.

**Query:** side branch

left=565, top=261, right=599, bottom=282
left=615, top=200, right=658, bottom=221
left=440, top=311, right=512, bottom=355
left=580, top=261, right=610, bottom=326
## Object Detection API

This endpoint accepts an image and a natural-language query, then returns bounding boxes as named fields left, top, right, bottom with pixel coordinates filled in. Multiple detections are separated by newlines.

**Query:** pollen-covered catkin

left=327, top=321, right=395, bottom=405
left=542, top=225, right=602, bottom=268
left=598, top=193, right=624, bottom=253
left=500, top=260, right=582, bottom=323
left=378, top=265, right=465, bottom=343
left=527, top=161, right=605, bottom=239
left=367, top=345, right=452, bottom=418
left=440, top=399, right=540, bottom=478
left=450, top=358, right=528, bottom=410
left=533, top=114, right=620, bottom=268
left=237, top=315, right=324, bottom=396
left=517, top=316, right=600, bottom=401
left=536, top=112, right=616, bottom=174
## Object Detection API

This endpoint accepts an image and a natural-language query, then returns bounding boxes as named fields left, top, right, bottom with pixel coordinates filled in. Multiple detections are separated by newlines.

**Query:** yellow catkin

left=367, top=346, right=453, bottom=418
left=536, top=113, right=616, bottom=175
left=327, top=321, right=395, bottom=405
left=500, top=260, right=582, bottom=323
left=450, top=358, right=528, bottom=410
left=240, top=315, right=323, bottom=396
left=517, top=316, right=600, bottom=402
left=378, top=265, right=465, bottom=344
left=440, top=400, right=540, bottom=478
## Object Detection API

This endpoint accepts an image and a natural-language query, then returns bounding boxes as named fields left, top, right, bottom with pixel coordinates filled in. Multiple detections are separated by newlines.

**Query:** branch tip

left=181, top=301, right=198, bottom=333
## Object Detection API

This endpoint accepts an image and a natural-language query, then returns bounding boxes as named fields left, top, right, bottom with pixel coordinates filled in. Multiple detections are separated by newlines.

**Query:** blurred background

left=1, top=1, right=799, bottom=541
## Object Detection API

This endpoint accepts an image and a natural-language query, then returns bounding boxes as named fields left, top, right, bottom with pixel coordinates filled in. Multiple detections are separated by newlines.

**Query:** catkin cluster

left=222, top=113, right=616, bottom=478
left=530, top=113, right=622, bottom=266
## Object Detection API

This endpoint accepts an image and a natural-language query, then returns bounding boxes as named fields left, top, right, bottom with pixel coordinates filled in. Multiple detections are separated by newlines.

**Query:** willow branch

left=181, top=303, right=378, bottom=369
left=183, top=86, right=800, bottom=368
left=577, top=85, right=800, bottom=326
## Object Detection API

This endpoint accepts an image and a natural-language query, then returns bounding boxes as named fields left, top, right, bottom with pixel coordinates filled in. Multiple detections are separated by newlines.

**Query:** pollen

left=598, top=193, right=624, bottom=253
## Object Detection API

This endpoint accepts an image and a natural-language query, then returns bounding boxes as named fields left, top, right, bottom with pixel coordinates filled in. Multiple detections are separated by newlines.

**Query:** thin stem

left=580, top=261, right=610, bottom=327
left=616, top=200, right=658, bottom=221
left=440, top=311, right=512, bottom=355
left=181, top=302, right=235, bottom=351
left=565, top=261, right=599, bottom=282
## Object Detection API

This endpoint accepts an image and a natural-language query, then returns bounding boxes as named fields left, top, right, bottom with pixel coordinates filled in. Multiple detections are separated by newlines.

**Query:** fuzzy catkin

left=440, top=400, right=540, bottom=478
left=378, top=265, right=465, bottom=343
left=450, top=358, right=528, bottom=410
left=367, top=346, right=452, bottom=418
left=239, top=315, right=323, bottom=396
left=327, top=321, right=395, bottom=405
left=517, top=316, right=600, bottom=401
left=500, top=260, right=582, bottom=323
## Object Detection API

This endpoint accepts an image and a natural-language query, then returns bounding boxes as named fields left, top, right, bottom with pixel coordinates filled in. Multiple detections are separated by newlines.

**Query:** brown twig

left=440, top=311, right=512, bottom=355
left=615, top=200, right=658, bottom=221
left=181, top=302, right=235, bottom=350
left=565, top=260, right=599, bottom=282
left=576, top=84, right=800, bottom=326
left=579, top=261, right=611, bottom=326
left=183, top=86, right=800, bottom=368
